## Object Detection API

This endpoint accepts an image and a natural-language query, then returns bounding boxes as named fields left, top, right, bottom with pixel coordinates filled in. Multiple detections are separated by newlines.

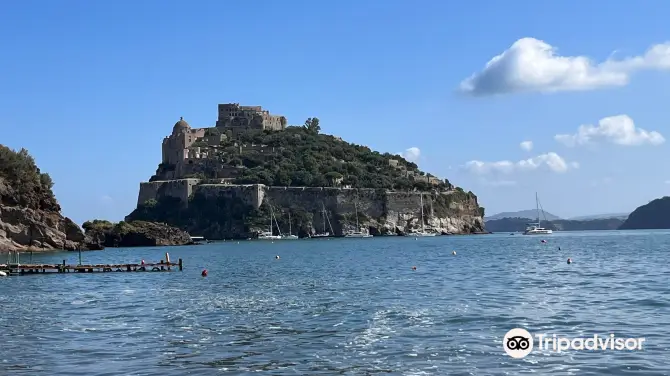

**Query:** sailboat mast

left=322, top=203, right=326, bottom=233
left=288, top=211, right=292, bottom=235
left=535, top=192, right=542, bottom=227
left=355, top=203, right=360, bottom=228
left=420, top=194, right=425, bottom=232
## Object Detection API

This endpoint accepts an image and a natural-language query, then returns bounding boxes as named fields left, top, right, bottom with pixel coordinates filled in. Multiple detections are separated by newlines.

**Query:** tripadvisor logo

left=503, top=328, right=646, bottom=358
left=503, top=328, right=533, bottom=358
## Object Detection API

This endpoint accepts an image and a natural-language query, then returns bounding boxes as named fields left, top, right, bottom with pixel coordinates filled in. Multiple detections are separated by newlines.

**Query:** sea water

left=0, top=230, right=668, bottom=375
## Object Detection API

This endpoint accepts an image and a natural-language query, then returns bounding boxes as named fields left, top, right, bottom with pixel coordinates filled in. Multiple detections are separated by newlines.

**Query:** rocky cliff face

left=127, top=181, right=486, bottom=239
left=0, top=146, right=91, bottom=252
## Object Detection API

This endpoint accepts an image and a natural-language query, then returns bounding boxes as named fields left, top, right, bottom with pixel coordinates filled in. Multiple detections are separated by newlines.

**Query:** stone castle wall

left=137, top=179, right=200, bottom=207
left=135, top=180, right=483, bottom=234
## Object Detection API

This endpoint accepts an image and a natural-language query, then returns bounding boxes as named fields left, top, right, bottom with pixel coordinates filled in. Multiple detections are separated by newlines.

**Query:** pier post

left=78, top=249, right=82, bottom=265
left=178, top=258, right=183, bottom=271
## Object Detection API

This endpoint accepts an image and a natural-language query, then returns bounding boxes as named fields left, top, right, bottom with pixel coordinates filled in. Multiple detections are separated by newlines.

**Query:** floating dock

left=0, top=251, right=182, bottom=276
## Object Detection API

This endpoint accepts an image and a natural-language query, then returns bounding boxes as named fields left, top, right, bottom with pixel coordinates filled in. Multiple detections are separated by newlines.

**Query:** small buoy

left=567, top=258, right=572, bottom=264
left=412, top=266, right=417, bottom=270
left=141, top=259, right=145, bottom=265
left=275, top=255, right=280, bottom=259
left=201, top=269, right=208, bottom=277
left=541, top=239, right=547, bottom=243
left=452, top=251, right=456, bottom=256
left=558, top=246, right=561, bottom=250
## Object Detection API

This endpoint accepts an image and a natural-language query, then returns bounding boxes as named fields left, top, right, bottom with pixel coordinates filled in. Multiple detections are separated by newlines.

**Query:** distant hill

left=619, top=197, right=670, bottom=230
left=569, top=212, right=630, bottom=221
left=486, top=217, right=625, bottom=233
left=486, top=209, right=561, bottom=221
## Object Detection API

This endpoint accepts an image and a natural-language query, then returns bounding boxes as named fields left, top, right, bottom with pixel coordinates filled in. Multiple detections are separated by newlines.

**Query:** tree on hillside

left=303, top=117, right=321, bottom=134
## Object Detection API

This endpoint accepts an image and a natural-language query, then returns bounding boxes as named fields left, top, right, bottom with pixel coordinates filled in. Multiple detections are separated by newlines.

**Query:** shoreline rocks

left=82, top=220, right=194, bottom=249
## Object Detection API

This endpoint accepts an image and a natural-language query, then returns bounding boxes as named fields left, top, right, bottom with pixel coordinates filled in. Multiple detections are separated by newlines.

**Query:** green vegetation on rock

left=168, top=121, right=454, bottom=191
left=82, top=219, right=193, bottom=248
left=0, top=145, right=58, bottom=211
left=619, top=196, right=670, bottom=230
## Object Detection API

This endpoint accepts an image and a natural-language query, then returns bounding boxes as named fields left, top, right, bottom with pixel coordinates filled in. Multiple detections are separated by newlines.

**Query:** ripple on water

left=0, top=231, right=669, bottom=375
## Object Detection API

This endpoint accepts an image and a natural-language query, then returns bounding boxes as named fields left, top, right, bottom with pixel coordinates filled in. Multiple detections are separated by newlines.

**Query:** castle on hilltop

left=158, top=103, right=285, bottom=180
left=152, top=102, right=445, bottom=187
left=215, top=103, right=286, bottom=133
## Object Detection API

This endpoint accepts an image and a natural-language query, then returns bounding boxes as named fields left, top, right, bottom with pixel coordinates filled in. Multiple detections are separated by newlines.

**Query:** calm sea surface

left=1, top=230, right=669, bottom=375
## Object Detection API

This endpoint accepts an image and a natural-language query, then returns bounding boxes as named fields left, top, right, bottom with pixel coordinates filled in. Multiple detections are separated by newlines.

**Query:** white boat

left=258, top=207, right=283, bottom=240
left=345, top=231, right=373, bottom=238
left=313, top=202, right=334, bottom=238
left=344, top=202, right=373, bottom=238
left=523, top=192, right=553, bottom=235
left=258, top=231, right=281, bottom=240
left=280, top=211, right=300, bottom=240
left=408, top=193, right=437, bottom=237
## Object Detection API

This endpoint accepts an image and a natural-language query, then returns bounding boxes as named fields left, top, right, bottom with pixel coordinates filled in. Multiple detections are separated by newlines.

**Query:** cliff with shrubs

left=0, top=145, right=87, bottom=251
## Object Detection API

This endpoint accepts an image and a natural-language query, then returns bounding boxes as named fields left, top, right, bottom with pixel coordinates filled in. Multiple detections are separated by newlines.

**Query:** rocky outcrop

left=0, top=205, right=87, bottom=251
left=619, top=196, right=670, bottom=230
left=0, top=145, right=89, bottom=252
left=127, top=182, right=486, bottom=239
left=82, top=219, right=193, bottom=248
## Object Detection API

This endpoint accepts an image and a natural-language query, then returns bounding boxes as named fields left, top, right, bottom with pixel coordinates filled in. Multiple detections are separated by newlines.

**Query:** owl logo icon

left=503, top=328, right=534, bottom=358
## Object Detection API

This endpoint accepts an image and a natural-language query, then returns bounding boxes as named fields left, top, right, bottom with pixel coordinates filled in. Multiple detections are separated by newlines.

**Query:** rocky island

left=126, top=103, right=486, bottom=239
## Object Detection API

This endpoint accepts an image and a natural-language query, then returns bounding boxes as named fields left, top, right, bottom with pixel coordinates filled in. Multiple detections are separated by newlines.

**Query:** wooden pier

left=0, top=251, right=182, bottom=276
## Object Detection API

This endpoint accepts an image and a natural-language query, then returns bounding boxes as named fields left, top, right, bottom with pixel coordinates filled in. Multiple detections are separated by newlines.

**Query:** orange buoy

left=201, top=269, right=208, bottom=277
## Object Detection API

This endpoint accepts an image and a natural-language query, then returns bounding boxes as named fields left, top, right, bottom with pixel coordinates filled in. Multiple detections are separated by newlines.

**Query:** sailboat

left=523, top=192, right=553, bottom=235
left=344, top=202, right=373, bottom=238
left=258, top=206, right=282, bottom=240
left=280, top=211, right=299, bottom=240
left=313, top=203, right=334, bottom=238
left=408, top=193, right=437, bottom=237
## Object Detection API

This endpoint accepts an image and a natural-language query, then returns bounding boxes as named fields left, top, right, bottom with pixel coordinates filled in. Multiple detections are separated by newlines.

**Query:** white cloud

left=459, top=37, right=670, bottom=96
left=520, top=140, right=533, bottom=151
left=464, top=152, right=575, bottom=174
left=401, top=147, right=421, bottom=163
left=101, top=195, right=114, bottom=204
left=555, top=115, right=665, bottom=147
left=482, top=179, right=517, bottom=187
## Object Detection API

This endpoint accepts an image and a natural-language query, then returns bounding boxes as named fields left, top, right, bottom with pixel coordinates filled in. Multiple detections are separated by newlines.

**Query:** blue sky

left=2, top=0, right=670, bottom=224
